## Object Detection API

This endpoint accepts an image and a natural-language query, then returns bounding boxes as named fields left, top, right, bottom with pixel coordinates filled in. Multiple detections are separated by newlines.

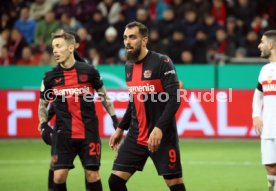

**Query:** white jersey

left=258, top=62, right=276, bottom=138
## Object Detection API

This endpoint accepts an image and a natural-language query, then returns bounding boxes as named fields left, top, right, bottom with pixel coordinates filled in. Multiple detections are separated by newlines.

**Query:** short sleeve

left=40, top=75, right=53, bottom=101
left=90, top=67, right=103, bottom=90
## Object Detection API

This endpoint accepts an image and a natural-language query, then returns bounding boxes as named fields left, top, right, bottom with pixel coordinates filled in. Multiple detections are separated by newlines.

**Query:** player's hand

left=38, top=123, right=42, bottom=132
left=148, top=127, right=163, bottom=152
left=109, top=127, right=124, bottom=151
left=253, top=116, right=263, bottom=135
left=38, top=121, right=46, bottom=132
left=41, top=122, right=53, bottom=145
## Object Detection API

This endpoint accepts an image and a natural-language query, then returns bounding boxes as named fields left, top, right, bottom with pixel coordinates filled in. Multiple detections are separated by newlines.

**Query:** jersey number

left=169, top=149, right=177, bottom=163
left=89, top=142, right=101, bottom=156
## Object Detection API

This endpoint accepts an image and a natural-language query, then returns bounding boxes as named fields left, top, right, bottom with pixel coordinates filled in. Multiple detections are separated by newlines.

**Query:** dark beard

left=126, top=47, right=141, bottom=62
left=260, top=50, right=270, bottom=59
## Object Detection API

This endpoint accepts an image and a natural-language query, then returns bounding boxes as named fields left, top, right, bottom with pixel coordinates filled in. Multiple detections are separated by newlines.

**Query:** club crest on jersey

left=79, top=74, right=88, bottom=82
left=144, top=70, right=152, bottom=78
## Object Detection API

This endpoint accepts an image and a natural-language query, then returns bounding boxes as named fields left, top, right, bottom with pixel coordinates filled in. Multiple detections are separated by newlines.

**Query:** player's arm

left=96, top=86, right=119, bottom=129
left=148, top=57, right=180, bottom=152
left=109, top=100, right=132, bottom=150
left=90, top=67, right=119, bottom=129
left=38, top=77, right=52, bottom=131
left=38, top=99, right=49, bottom=130
left=155, top=57, right=180, bottom=132
left=252, top=82, right=263, bottom=135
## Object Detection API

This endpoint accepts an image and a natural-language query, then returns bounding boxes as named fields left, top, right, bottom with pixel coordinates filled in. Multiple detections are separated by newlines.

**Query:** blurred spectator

left=38, top=49, right=56, bottom=66
left=14, top=7, right=36, bottom=44
left=171, top=0, right=188, bottom=20
left=0, top=12, right=14, bottom=32
left=193, top=30, right=208, bottom=63
left=241, top=30, right=260, bottom=57
left=34, top=10, right=60, bottom=51
left=113, top=11, right=128, bottom=42
left=179, top=9, right=202, bottom=47
left=8, top=28, right=29, bottom=64
left=146, top=0, right=169, bottom=22
left=97, top=0, right=122, bottom=24
left=0, top=29, right=10, bottom=54
left=157, top=8, right=177, bottom=40
left=166, top=30, right=189, bottom=64
left=211, top=0, right=227, bottom=26
left=231, top=0, right=257, bottom=30
left=52, top=0, right=75, bottom=20
left=98, top=26, right=121, bottom=64
left=122, top=0, right=139, bottom=22
left=185, top=0, right=211, bottom=22
left=60, top=13, right=82, bottom=32
left=258, top=0, right=276, bottom=29
left=77, top=27, right=92, bottom=58
left=234, top=47, right=247, bottom=59
left=180, top=50, right=194, bottom=64
left=88, top=47, right=102, bottom=66
left=0, top=0, right=28, bottom=23
left=74, top=0, right=99, bottom=24
left=30, top=0, right=53, bottom=20
left=135, top=7, right=153, bottom=27
left=202, top=14, right=221, bottom=42
left=16, top=46, right=39, bottom=65
left=213, top=28, right=236, bottom=57
left=250, top=15, right=268, bottom=34
left=148, top=28, right=167, bottom=54
left=85, top=9, right=109, bottom=46
left=225, top=17, right=238, bottom=42
left=0, top=45, right=12, bottom=65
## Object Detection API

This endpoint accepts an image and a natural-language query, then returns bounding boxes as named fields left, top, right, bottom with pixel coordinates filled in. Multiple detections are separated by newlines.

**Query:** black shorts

left=112, top=136, right=182, bottom=177
left=52, top=132, right=101, bottom=170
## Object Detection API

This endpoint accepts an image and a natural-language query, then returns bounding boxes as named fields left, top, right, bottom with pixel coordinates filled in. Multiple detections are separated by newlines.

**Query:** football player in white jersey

left=253, top=30, right=276, bottom=191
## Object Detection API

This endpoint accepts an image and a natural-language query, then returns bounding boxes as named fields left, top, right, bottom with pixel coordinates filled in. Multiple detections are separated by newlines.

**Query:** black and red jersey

left=119, top=51, right=181, bottom=146
left=40, top=61, right=103, bottom=139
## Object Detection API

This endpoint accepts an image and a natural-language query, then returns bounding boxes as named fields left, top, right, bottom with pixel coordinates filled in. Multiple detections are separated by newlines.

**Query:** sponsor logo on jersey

left=53, top=86, right=91, bottom=95
left=263, top=83, right=276, bottom=92
left=128, top=83, right=155, bottom=93
left=144, top=70, right=152, bottom=78
left=164, top=70, right=175, bottom=75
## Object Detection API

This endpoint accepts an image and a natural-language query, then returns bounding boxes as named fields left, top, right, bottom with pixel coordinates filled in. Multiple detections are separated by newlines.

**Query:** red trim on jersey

left=132, top=64, right=148, bottom=146
left=264, top=91, right=276, bottom=96
left=262, top=80, right=276, bottom=85
left=64, top=69, right=85, bottom=138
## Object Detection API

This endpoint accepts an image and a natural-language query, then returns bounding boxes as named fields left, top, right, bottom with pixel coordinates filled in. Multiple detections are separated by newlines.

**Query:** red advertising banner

left=0, top=89, right=256, bottom=138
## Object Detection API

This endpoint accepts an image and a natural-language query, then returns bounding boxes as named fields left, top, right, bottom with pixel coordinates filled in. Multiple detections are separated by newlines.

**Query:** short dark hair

left=125, top=21, right=148, bottom=37
left=51, top=29, right=75, bottom=45
left=66, top=31, right=81, bottom=44
left=263, top=30, right=276, bottom=42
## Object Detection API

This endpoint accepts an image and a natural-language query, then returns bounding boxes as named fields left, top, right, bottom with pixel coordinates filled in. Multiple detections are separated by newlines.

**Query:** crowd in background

left=0, top=0, right=275, bottom=66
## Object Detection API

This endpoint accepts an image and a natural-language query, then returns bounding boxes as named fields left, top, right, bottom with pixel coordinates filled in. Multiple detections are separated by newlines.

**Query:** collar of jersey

left=58, top=62, right=76, bottom=71
left=134, top=51, right=150, bottom=64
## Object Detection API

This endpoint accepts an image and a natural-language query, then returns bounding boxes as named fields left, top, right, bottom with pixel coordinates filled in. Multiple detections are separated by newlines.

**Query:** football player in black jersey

left=39, top=30, right=118, bottom=191
left=108, top=21, right=186, bottom=191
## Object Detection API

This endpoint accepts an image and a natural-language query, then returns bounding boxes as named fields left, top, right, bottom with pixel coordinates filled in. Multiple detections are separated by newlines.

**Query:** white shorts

left=261, top=139, right=276, bottom=165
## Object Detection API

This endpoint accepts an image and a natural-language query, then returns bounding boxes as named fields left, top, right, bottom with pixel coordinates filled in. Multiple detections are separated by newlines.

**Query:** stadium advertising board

left=0, top=90, right=257, bottom=138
